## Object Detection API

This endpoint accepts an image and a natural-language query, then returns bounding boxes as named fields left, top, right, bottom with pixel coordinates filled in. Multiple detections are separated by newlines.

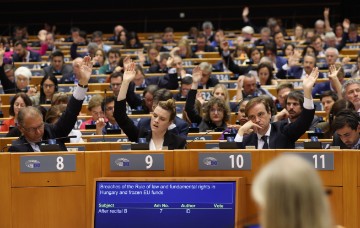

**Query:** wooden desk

left=0, top=149, right=358, bottom=228
left=9, top=152, right=86, bottom=228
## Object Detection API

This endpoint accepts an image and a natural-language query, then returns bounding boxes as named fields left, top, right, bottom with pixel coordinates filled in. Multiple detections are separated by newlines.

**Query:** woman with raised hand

left=185, top=66, right=231, bottom=132
left=114, top=62, right=186, bottom=150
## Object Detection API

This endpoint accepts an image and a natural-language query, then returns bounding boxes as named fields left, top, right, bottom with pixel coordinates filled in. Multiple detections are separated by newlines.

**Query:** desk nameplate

left=286, top=152, right=334, bottom=170
left=198, top=152, right=252, bottom=170
left=110, top=153, right=165, bottom=171
left=20, top=154, right=76, bottom=172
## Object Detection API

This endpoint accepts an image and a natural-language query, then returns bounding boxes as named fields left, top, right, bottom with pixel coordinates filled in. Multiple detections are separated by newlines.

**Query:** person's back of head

left=153, top=88, right=173, bottom=105
left=252, top=153, right=333, bottom=228
left=328, top=99, right=355, bottom=126
left=332, top=108, right=359, bottom=132
left=45, top=104, right=67, bottom=124
left=276, top=82, right=294, bottom=94
left=259, top=94, right=277, bottom=116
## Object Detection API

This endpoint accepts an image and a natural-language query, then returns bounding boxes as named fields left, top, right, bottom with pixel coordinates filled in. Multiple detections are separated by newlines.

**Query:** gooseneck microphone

left=1, top=135, right=77, bottom=152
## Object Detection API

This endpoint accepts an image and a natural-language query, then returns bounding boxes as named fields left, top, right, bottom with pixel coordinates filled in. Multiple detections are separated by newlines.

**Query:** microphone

left=2, top=135, right=77, bottom=152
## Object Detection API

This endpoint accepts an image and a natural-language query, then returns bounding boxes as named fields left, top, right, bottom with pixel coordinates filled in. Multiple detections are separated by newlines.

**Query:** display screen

left=93, top=179, right=239, bottom=228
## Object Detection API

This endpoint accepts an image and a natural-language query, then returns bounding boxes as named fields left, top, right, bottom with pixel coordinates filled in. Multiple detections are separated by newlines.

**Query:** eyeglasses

left=22, top=122, right=44, bottom=133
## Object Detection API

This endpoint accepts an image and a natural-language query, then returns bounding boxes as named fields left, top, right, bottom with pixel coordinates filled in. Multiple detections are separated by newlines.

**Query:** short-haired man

left=234, top=68, right=318, bottom=149
left=12, top=40, right=41, bottom=62
left=332, top=109, right=360, bottom=149
left=43, top=51, right=73, bottom=77
left=275, top=83, right=294, bottom=110
left=109, top=71, right=142, bottom=110
left=98, top=48, right=121, bottom=74
left=273, top=90, right=321, bottom=131
left=320, top=90, right=338, bottom=116
left=9, top=56, right=92, bottom=152
left=342, top=79, right=360, bottom=113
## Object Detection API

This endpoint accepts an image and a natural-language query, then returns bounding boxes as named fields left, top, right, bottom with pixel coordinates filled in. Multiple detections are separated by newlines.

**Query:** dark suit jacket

left=197, top=77, right=219, bottom=89
left=144, top=72, right=179, bottom=90
left=137, top=116, right=189, bottom=139
left=114, top=100, right=186, bottom=150
left=239, top=108, right=315, bottom=149
left=12, top=50, right=41, bottom=62
left=43, top=64, right=73, bottom=77
left=126, top=82, right=142, bottom=110
left=9, top=95, right=83, bottom=152
left=284, top=66, right=325, bottom=79
left=221, top=54, right=251, bottom=76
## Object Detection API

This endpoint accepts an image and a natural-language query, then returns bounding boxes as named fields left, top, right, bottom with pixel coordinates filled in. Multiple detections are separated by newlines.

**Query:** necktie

left=261, top=135, right=269, bottom=149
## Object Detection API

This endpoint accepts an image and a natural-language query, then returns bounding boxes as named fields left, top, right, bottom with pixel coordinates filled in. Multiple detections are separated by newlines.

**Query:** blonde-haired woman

left=252, top=153, right=334, bottom=228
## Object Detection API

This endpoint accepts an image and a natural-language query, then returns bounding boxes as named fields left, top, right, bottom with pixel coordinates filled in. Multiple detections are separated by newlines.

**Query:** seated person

left=98, top=48, right=121, bottom=74
left=137, top=88, right=189, bottom=139
left=174, top=76, right=192, bottom=101
left=283, top=54, right=325, bottom=79
left=8, top=56, right=92, bottom=152
left=195, top=62, right=219, bottom=89
left=332, top=109, right=359, bottom=149
left=0, top=56, right=35, bottom=94
left=79, top=94, right=104, bottom=130
left=185, top=66, right=231, bottom=132
left=95, top=96, right=121, bottom=135
left=45, top=104, right=84, bottom=143
left=1, top=93, right=32, bottom=133
left=43, top=51, right=73, bottom=77
left=234, top=67, right=318, bottom=148
left=273, top=90, right=321, bottom=131
left=12, top=40, right=41, bottom=62
left=114, top=62, right=186, bottom=150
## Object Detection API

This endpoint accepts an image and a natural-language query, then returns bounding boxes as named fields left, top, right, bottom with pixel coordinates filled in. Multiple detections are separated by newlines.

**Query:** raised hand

left=123, top=55, right=132, bottom=70
left=323, top=8, right=329, bottom=18
left=242, top=6, right=249, bottom=18
left=78, top=56, right=93, bottom=85
left=303, top=67, right=319, bottom=99
left=328, top=65, right=340, bottom=80
left=343, top=18, right=350, bottom=30
left=166, top=56, right=174, bottom=68
left=191, top=65, right=202, bottom=84
left=123, top=62, right=136, bottom=82
left=220, top=40, right=229, bottom=52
